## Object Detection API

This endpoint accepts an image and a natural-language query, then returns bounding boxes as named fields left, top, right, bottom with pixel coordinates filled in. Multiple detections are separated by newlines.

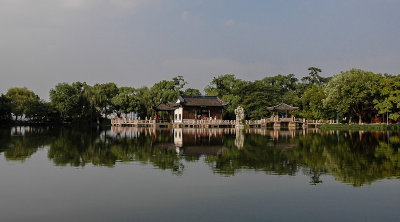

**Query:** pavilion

left=153, top=102, right=178, bottom=123
left=267, top=103, right=299, bottom=128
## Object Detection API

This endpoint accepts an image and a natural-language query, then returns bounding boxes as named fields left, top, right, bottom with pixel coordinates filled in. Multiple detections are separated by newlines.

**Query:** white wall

left=174, top=107, right=183, bottom=123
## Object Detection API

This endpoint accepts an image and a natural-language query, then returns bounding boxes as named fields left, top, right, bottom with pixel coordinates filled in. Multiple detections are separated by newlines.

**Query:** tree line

left=1, top=67, right=399, bottom=124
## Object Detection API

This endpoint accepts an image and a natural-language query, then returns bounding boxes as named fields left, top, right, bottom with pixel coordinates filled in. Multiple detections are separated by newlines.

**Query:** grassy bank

left=0, top=119, right=111, bottom=128
left=317, top=123, right=400, bottom=131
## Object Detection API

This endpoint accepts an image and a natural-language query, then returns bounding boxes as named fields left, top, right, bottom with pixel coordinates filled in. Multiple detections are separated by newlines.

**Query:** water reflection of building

left=109, top=126, right=156, bottom=139
left=173, top=128, right=227, bottom=156
left=109, top=127, right=324, bottom=151
left=9, top=126, right=50, bottom=136
left=107, top=127, right=231, bottom=157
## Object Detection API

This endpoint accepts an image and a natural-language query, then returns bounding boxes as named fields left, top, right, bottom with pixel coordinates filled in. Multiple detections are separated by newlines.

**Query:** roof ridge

left=181, top=95, right=218, bottom=98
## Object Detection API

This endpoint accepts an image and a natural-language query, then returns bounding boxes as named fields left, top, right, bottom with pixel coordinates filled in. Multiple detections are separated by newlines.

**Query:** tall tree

left=301, top=85, right=335, bottom=119
left=323, top=69, right=382, bottom=124
left=204, top=74, right=244, bottom=119
left=135, top=86, right=152, bottom=118
left=111, top=87, right=137, bottom=114
left=150, top=76, right=187, bottom=105
left=6, top=87, right=40, bottom=120
left=302, top=67, right=321, bottom=84
left=205, top=74, right=242, bottom=97
left=92, top=83, right=119, bottom=115
left=263, top=74, right=300, bottom=105
left=50, top=82, right=91, bottom=122
left=374, top=74, right=400, bottom=121
left=239, top=80, right=280, bottom=119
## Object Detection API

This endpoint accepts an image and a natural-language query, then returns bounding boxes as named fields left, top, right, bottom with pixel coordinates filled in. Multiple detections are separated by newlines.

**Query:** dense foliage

left=0, top=94, right=12, bottom=123
left=1, top=67, right=399, bottom=124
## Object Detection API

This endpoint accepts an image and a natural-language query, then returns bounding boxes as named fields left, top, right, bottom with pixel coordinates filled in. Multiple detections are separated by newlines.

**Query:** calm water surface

left=1, top=126, right=400, bottom=221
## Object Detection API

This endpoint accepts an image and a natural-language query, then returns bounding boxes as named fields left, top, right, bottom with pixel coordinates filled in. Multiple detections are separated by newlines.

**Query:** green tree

left=301, top=85, right=334, bottom=119
left=374, top=74, right=400, bottom=121
left=135, top=86, right=152, bottom=118
left=205, top=74, right=241, bottom=97
left=204, top=74, right=244, bottom=119
left=50, top=82, right=91, bottom=122
left=264, top=74, right=298, bottom=94
left=263, top=74, right=300, bottom=105
left=301, top=67, right=330, bottom=85
left=6, top=87, right=40, bottom=120
left=25, top=100, right=60, bottom=123
left=239, top=80, right=279, bottom=119
left=111, top=87, right=137, bottom=114
left=92, top=83, right=119, bottom=115
left=184, top=88, right=201, bottom=96
left=323, top=69, right=382, bottom=124
left=150, top=76, right=187, bottom=105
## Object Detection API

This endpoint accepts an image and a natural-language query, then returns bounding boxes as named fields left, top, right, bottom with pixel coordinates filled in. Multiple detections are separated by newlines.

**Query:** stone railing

left=181, top=119, right=237, bottom=125
left=111, top=119, right=156, bottom=125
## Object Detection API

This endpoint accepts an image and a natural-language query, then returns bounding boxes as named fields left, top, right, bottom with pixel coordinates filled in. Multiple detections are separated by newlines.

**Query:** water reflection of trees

left=0, top=127, right=184, bottom=174
left=204, top=129, right=400, bottom=186
left=48, top=128, right=184, bottom=174
left=304, top=131, right=400, bottom=186
left=230, top=130, right=400, bottom=186
left=205, top=133, right=299, bottom=176
left=1, top=127, right=400, bottom=186
left=0, top=127, right=56, bottom=161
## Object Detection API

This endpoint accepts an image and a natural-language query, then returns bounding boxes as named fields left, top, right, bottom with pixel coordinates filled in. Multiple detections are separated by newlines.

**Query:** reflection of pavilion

left=246, top=128, right=320, bottom=149
left=246, top=128, right=319, bottom=138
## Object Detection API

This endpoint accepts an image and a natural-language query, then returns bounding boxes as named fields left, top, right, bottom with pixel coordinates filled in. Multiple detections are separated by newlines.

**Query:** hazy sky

left=1, top=0, right=399, bottom=99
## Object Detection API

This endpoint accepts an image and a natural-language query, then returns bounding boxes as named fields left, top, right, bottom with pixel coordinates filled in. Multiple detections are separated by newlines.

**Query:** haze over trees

left=1, top=67, right=399, bottom=124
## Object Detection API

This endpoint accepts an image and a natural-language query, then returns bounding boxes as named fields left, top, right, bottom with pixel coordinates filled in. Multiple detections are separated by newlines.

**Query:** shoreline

left=317, top=123, right=400, bottom=131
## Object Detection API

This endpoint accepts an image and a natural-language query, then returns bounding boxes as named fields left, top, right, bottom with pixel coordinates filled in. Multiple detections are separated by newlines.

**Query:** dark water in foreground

left=1, top=127, right=400, bottom=221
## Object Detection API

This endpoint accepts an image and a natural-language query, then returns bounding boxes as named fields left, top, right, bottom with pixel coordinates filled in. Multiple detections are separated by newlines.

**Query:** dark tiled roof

left=178, top=95, right=228, bottom=107
left=267, top=103, right=299, bottom=111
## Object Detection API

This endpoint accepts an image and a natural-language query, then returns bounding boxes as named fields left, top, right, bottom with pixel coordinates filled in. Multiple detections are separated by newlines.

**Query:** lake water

left=1, top=126, right=400, bottom=221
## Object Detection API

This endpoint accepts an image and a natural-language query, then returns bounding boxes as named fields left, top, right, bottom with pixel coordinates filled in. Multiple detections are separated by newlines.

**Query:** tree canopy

left=2, top=67, right=400, bottom=124
left=374, top=74, right=400, bottom=121
left=324, top=69, right=383, bottom=123
left=6, top=87, right=40, bottom=120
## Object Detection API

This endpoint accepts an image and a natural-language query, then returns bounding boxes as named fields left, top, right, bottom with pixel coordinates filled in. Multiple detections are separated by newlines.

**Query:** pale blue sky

left=1, top=0, right=399, bottom=99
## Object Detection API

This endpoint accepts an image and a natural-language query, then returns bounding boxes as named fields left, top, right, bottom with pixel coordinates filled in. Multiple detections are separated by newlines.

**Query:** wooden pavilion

left=267, top=103, right=299, bottom=128
left=153, top=102, right=179, bottom=123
